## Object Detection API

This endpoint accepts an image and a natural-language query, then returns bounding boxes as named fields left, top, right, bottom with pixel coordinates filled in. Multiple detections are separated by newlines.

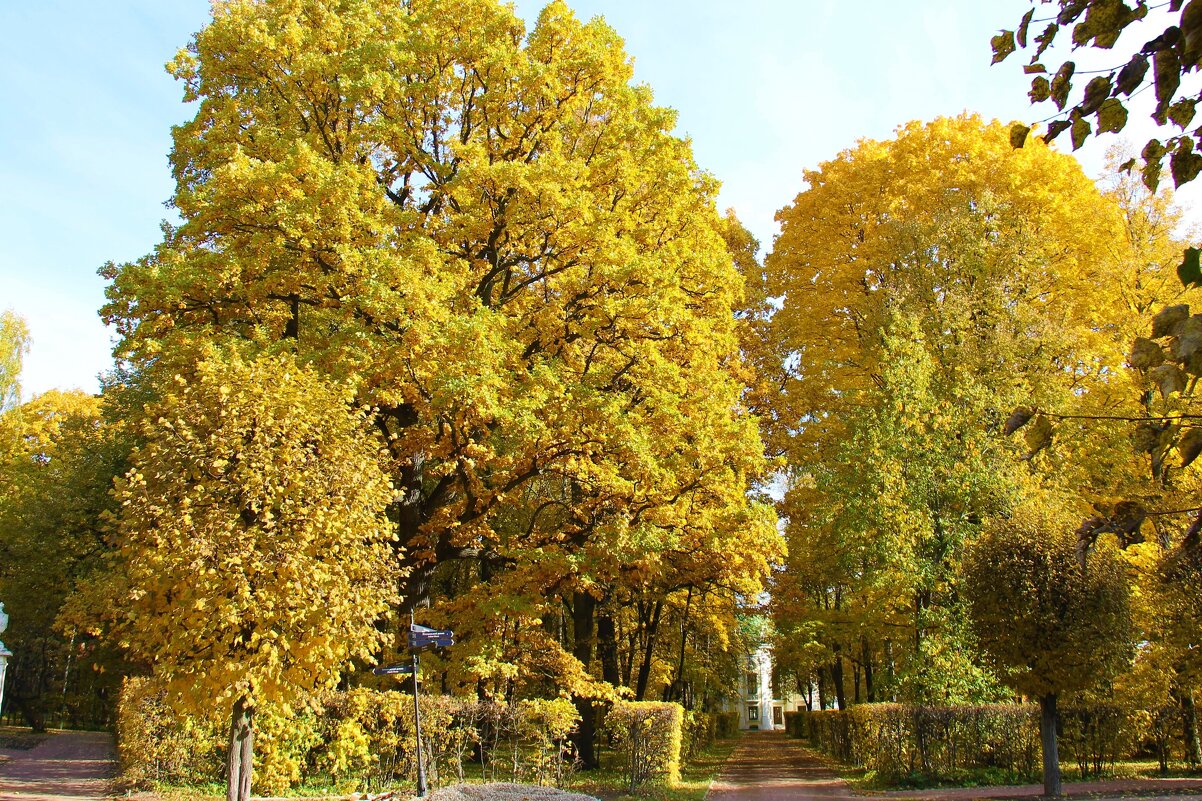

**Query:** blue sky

left=1, top=1, right=1192, bottom=398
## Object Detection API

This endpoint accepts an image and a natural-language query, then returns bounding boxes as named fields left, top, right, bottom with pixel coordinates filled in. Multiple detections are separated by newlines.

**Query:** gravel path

left=0, top=731, right=115, bottom=801
left=706, top=731, right=856, bottom=801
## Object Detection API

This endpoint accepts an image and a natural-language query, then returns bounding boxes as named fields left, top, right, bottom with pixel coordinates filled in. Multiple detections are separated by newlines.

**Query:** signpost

left=387, top=612, right=453, bottom=799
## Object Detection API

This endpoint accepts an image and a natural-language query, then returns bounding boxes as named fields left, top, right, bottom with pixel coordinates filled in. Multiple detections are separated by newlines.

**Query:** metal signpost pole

left=411, top=611, right=428, bottom=798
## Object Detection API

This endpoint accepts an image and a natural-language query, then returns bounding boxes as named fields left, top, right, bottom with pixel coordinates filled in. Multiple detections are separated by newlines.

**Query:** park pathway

left=0, top=731, right=115, bottom=801
left=707, top=731, right=856, bottom=801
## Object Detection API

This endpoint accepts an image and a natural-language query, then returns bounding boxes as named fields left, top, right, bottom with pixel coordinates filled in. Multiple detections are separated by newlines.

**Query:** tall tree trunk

left=1040, top=693, right=1061, bottom=798
left=1181, top=688, right=1201, bottom=766
left=862, top=637, right=875, bottom=702
left=634, top=600, right=663, bottom=701
left=570, top=592, right=598, bottom=769
left=817, top=666, right=827, bottom=711
left=831, top=646, right=846, bottom=711
left=884, top=638, right=896, bottom=701
left=227, top=694, right=255, bottom=801
left=597, top=609, right=621, bottom=685
left=667, top=588, right=693, bottom=703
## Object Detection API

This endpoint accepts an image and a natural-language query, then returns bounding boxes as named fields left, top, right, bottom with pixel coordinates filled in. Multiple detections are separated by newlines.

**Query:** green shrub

left=605, top=701, right=683, bottom=790
left=681, top=710, right=715, bottom=758
left=1060, top=704, right=1130, bottom=778
left=714, top=711, right=740, bottom=738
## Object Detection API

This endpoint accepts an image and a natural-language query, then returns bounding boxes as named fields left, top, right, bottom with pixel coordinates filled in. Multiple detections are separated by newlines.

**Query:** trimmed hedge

left=117, top=679, right=579, bottom=793
left=604, top=701, right=683, bottom=790
left=792, top=703, right=1142, bottom=783
left=794, top=704, right=1040, bottom=782
left=714, top=711, right=740, bottom=738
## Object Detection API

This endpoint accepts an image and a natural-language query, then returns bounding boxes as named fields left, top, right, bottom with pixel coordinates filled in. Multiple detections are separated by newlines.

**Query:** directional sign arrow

left=373, top=664, right=416, bottom=676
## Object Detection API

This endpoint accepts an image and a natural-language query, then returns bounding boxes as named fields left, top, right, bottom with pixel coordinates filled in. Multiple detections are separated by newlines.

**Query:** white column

left=0, top=645, right=10, bottom=722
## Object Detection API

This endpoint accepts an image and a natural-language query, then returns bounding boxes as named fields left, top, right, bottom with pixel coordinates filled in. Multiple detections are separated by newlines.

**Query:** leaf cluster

left=998, top=0, right=1202, bottom=190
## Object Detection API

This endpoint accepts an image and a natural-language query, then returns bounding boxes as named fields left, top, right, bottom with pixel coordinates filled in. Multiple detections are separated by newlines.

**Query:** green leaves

left=1025, top=413, right=1055, bottom=456
left=1097, top=98, right=1129, bottom=134
left=1179, top=427, right=1202, bottom=468
left=1071, top=113, right=1093, bottom=150
left=1116, top=54, right=1149, bottom=95
left=992, top=30, right=1017, bottom=64
left=1178, top=247, right=1202, bottom=288
left=1131, top=337, right=1167, bottom=369
left=1051, top=61, right=1077, bottom=110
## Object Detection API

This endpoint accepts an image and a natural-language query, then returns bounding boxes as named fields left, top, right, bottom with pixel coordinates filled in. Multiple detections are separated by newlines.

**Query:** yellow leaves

left=112, top=351, right=399, bottom=706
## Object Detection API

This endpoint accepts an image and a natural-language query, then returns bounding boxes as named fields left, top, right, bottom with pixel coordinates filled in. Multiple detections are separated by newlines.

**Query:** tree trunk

left=862, top=637, right=875, bottom=702
left=1182, top=688, right=1201, bottom=766
left=634, top=601, right=663, bottom=701
left=831, top=647, right=847, bottom=711
left=227, top=695, right=255, bottom=801
left=816, top=666, right=827, bottom=711
left=570, top=592, right=598, bottom=769
left=1040, top=693, right=1061, bottom=798
left=597, top=610, right=621, bottom=685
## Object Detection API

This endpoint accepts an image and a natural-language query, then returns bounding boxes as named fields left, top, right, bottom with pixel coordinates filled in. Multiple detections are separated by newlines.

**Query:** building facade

left=733, top=644, right=804, bottom=730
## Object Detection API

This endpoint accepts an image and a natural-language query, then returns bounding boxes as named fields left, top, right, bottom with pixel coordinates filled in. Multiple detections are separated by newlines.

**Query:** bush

left=116, top=681, right=580, bottom=793
left=714, top=711, right=740, bottom=739
left=797, top=704, right=1042, bottom=783
left=116, top=677, right=222, bottom=788
left=605, top=701, right=683, bottom=790
left=1060, top=704, right=1130, bottom=778
left=681, top=710, right=715, bottom=759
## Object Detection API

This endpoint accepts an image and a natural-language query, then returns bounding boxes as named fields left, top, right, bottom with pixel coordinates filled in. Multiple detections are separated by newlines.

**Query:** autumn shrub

left=1059, top=704, right=1130, bottom=778
left=681, top=710, right=715, bottom=758
left=783, top=710, right=803, bottom=738
left=506, top=699, right=580, bottom=786
left=605, top=701, right=683, bottom=790
left=798, top=704, right=1042, bottom=782
left=116, top=677, right=222, bottom=788
left=714, top=711, right=740, bottom=738
left=318, top=689, right=473, bottom=792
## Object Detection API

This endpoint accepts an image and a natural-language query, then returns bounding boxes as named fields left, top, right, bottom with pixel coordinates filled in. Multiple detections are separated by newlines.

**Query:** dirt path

left=706, top=731, right=856, bottom=801
left=0, top=731, right=115, bottom=801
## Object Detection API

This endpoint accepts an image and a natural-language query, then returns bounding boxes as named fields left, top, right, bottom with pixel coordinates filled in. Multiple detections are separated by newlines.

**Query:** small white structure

left=733, top=644, right=804, bottom=730
left=0, top=602, right=10, bottom=719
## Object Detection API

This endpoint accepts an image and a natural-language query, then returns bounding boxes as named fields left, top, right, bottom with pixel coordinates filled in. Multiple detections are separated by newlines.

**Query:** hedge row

left=119, top=680, right=708, bottom=794
left=788, top=703, right=1145, bottom=782
left=606, top=701, right=682, bottom=790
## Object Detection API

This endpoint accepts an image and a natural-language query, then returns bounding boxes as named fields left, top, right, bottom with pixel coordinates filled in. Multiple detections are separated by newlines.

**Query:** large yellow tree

left=760, top=115, right=1144, bottom=703
left=99, top=0, right=778, bottom=764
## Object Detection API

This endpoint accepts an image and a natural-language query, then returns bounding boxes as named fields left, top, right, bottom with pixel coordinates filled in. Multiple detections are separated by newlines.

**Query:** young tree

left=104, top=352, right=397, bottom=801
left=963, top=503, right=1135, bottom=797
left=0, top=311, right=29, bottom=411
